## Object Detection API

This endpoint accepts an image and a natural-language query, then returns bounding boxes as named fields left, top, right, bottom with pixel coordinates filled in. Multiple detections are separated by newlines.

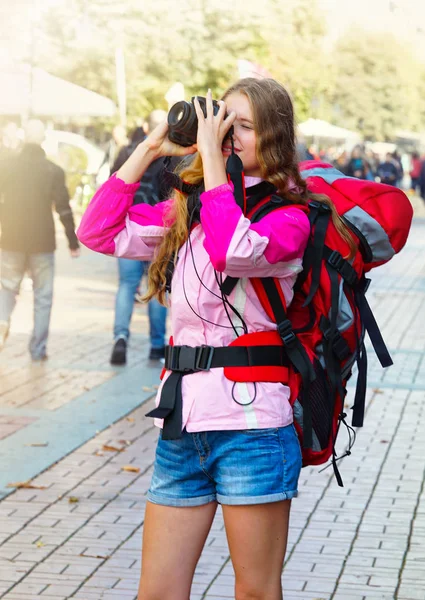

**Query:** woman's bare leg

left=138, top=500, right=217, bottom=600
left=222, top=500, right=291, bottom=600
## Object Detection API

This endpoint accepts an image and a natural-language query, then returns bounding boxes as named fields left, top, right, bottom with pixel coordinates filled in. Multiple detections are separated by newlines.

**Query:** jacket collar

left=21, top=144, right=46, bottom=158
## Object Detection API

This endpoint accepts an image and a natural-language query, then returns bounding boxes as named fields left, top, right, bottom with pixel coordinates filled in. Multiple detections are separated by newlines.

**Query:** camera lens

left=168, top=101, right=198, bottom=147
left=167, top=96, right=233, bottom=147
left=168, top=101, right=190, bottom=127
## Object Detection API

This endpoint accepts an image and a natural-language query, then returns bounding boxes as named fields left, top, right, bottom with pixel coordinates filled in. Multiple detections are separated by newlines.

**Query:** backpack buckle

left=277, top=320, right=296, bottom=347
left=308, top=200, right=331, bottom=213
left=328, top=250, right=344, bottom=270
left=339, top=262, right=358, bottom=287
left=328, top=251, right=358, bottom=286
left=165, top=345, right=197, bottom=372
left=195, top=345, right=214, bottom=371
left=321, top=318, right=351, bottom=361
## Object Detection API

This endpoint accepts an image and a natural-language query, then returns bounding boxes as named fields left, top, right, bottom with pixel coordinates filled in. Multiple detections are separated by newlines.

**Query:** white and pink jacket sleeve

left=77, top=174, right=173, bottom=260
left=200, top=182, right=310, bottom=277
left=77, top=176, right=310, bottom=271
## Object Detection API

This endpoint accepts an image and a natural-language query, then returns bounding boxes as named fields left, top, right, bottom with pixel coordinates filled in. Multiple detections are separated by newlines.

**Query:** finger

left=152, top=120, right=168, bottom=143
left=217, top=100, right=227, bottom=121
left=193, top=96, right=205, bottom=122
left=154, top=120, right=168, bottom=134
left=222, top=110, right=237, bottom=134
left=206, top=89, right=214, bottom=120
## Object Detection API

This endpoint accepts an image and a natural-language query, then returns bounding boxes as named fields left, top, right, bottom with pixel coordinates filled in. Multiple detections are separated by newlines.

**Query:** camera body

left=167, top=96, right=233, bottom=147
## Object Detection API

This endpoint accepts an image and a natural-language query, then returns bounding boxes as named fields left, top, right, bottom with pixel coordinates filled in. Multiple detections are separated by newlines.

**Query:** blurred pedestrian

left=392, top=151, right=404, bottom=188
left=109, top=112, right=168, bottom=366
left=0, top=120, right=80, bottom=359
left=333, top=150, right=348, bottom=174
left=409, top=152, right=422, bottom=193
left=346, top=146, right=368, bottom=179
left=296, top=134, right=314, bottom=161
left=0, top=122, right=21, bottom=160
left=377, top=153, right=399, bottom=186
left=419, top=157, right=425, bottom=203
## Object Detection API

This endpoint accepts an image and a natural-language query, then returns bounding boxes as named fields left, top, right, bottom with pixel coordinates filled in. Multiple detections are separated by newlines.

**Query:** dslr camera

left=167, top=96, right=233, bottom=147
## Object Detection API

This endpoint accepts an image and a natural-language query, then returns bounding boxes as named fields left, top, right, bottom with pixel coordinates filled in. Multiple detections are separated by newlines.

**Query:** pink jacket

left=77, top=174, right=310, bottom=432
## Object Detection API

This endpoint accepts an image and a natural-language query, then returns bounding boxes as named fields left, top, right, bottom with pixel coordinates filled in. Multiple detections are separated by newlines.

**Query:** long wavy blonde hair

left=145, top=78, right=356, bottom=305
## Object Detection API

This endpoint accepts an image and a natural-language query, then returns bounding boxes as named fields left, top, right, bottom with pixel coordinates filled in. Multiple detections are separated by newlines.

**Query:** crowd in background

left=2, top=120, right=425, bottom=199
left=299, top=142, right=425, bottom=197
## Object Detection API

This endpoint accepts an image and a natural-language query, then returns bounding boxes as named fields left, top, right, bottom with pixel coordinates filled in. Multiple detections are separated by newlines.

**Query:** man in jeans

left=110, top=111, right=168, bottom=366
left=112, top=258, right=167, bottom=364
left=0, top=120, right=80, bottom=360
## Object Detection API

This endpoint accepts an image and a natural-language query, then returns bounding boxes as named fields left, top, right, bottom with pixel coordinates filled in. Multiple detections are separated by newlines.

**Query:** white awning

left=0, top=65, right=116, bottom=118
left=298, top=118, right=361, bottom=141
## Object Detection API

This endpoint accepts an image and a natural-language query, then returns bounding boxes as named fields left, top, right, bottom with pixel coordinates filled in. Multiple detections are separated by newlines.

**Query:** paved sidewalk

left=0, top=201, right=424, bottom=599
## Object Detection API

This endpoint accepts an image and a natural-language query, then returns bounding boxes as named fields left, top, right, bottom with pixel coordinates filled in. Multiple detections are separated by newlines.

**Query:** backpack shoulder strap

left=221, top=196, right=294, bottom=297
left=254, top=277, right=316, bottom=448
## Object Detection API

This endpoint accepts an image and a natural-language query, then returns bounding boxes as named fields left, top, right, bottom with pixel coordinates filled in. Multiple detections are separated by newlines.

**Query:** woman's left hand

left=193, top=89, right=236, bottom=160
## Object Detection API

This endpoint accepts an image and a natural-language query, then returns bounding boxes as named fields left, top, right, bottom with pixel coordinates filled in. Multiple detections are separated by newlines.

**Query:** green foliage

left=332, top=28, right=425, bottom=140
left=28, top=0, right=425, bottom=140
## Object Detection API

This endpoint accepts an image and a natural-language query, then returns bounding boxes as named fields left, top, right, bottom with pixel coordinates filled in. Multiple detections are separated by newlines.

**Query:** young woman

left=78, top=78, right=347, bottom=600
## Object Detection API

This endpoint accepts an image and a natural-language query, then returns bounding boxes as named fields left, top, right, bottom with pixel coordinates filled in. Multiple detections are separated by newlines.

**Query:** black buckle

left=177, top=346, right=197, bottom=371
left=165, top=345, right=214, bottom=372
left=278, top=320, right=297, bottom=347
left=165, top=345, right=196, bottom=372
left=195, top=345, right=214, bottom=371
left=332, top=335, right=351, bottom=361
left=308, top=200, right=331, bottom=213
left=322, top=324, right=351, bottom=361
left=339, top=262, right=358, bottom=287
left=328, top=250, right=344, bottom=270
left=328, top=251, right=358, bottom=287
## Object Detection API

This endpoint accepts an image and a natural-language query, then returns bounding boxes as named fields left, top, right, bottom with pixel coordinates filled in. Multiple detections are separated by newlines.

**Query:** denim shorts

left=147, top=424, right=302, bottom=507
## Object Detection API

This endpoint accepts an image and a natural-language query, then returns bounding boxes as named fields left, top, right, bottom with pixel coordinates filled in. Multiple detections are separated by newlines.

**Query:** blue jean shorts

left=147, top=424, right=302, bottom=507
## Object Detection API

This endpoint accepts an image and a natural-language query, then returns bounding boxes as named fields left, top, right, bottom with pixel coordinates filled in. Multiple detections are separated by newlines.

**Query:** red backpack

left=222, top=161, right=413, bottom=485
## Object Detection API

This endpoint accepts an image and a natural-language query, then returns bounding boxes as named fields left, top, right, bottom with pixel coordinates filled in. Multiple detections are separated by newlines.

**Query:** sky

left=2, top=0, right=425, bottom=66
left=318, top=0, right=425, bottom=61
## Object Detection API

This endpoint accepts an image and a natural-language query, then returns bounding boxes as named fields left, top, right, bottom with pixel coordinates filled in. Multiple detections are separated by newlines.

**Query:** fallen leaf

left=6, top=481, right=47, bottom=490
left=142, top=386, right=153, bottom=392
left=126, top=417, right=135, bottom=423
left=118, top=440, right=132, bottom=446
left=153, top=385, right=160, bottom=390
left=121, top=465, right=140, bottom=473
left=36, top=541, right=45, bottom=548
left=25, top=443, right=49, bottom=447
left=68, top=496, right=79, bottom=503
left=80, top=553, right=110, bottom=559
left=102, top=444, right=125, bottom=453
left=94, top=451, right=104, bottom=457
left=373, top=388, right=384, bottom=394
left=380, top=440, right=389, bottom=444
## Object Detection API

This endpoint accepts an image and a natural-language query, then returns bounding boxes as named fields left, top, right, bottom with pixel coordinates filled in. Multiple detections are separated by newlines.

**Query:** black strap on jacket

left=145, top=344, right=291, bottom=440
left=221, top=194, right=292, bottom=297
left=257, top=278, right=317, bottom=448
left=300, top=201, right=332, bottom=306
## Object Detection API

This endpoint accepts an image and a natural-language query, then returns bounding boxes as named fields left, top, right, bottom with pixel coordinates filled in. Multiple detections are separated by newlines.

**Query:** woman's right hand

left=143, top=121, right=198, bottom=159
left=116, top=121, right=196, bottom=184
